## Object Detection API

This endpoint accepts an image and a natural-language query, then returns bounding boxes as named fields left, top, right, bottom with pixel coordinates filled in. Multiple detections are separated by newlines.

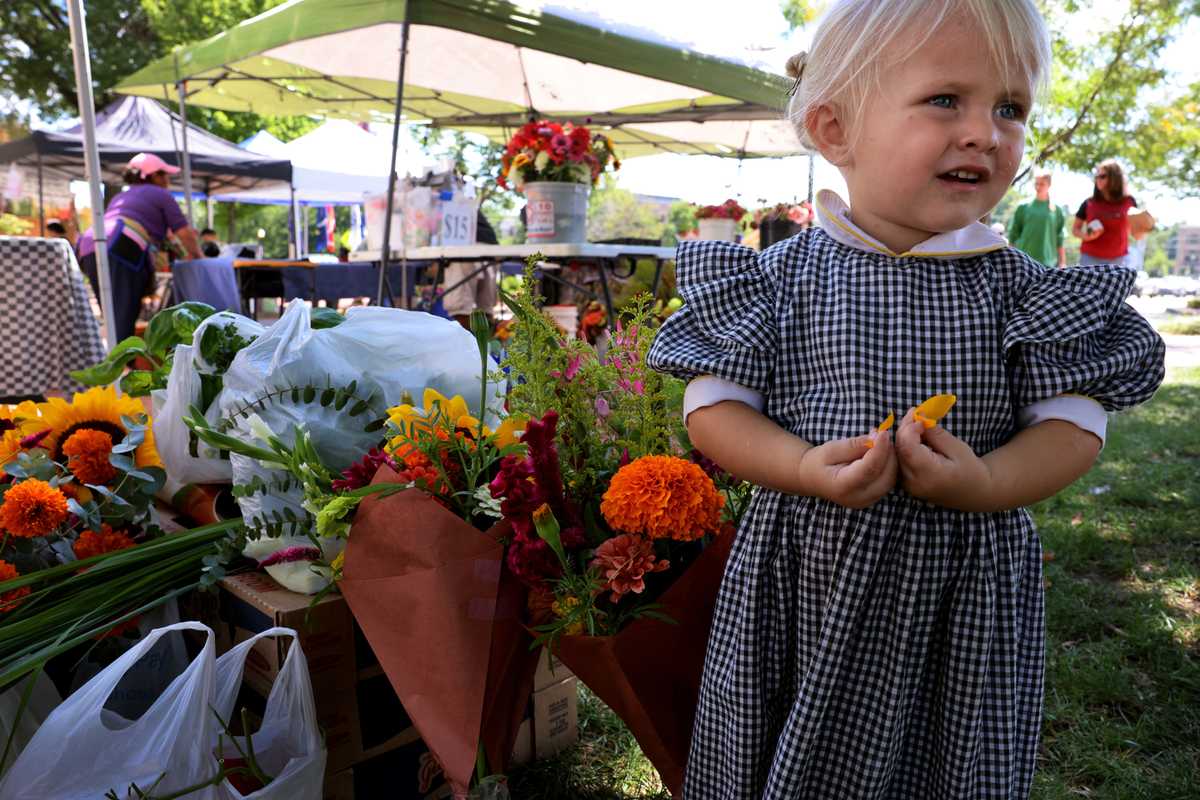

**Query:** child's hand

left=895, top=408, right=992, bottom=511
left=797, top=430, right=897, bottom=509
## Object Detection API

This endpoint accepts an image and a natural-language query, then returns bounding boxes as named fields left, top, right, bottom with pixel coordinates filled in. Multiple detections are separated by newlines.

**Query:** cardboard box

left=323, top=737, right=452, bottom=800
left=532, top=647, right=574, bottom=692
left=214, top=572, right=411, bottom=772
left=509, top=717, right=534, bottom=767
left=531, top=677, right=578, bottom=759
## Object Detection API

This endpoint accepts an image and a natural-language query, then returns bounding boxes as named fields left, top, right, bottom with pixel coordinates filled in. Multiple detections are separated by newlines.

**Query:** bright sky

left=599, top=0, right=1200, bottom=226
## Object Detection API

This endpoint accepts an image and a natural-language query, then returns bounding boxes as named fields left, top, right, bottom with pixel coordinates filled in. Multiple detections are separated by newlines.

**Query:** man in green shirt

left=1008, top=171, right=1066, bottom=267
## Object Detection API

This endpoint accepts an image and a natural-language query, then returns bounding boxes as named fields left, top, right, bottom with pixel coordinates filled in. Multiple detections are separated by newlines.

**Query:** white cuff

left=1017, top=395, right=1107, bottom=447
left=683, top=376, right=764, bottom=424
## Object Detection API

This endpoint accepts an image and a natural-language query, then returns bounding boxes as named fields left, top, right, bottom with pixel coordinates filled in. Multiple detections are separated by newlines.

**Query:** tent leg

left=66, top=0, right=119, bottom=355
left=175, top=71, right=195, bottom=224
left=807, top=152, right=815, bottom=204
left=375, top=18, right=411, bottom=307
left=36, top=152, right=45, bottom=236
left=289, top=185, right=298, bottom=259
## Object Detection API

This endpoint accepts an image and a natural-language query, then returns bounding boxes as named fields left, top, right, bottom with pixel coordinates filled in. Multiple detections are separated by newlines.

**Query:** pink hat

left=128, top=152, right=181, bottom=178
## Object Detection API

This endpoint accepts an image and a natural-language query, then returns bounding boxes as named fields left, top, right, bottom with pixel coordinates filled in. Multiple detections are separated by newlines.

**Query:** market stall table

left=233, top=259, right=429, bottom=317
left=350, top=243, right=677, bottom=320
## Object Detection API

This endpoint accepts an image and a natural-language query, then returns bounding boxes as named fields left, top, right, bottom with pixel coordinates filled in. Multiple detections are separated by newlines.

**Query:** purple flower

left=631, top=380, right=645, bottom=395
left=594, top=396, right=610, bottom=419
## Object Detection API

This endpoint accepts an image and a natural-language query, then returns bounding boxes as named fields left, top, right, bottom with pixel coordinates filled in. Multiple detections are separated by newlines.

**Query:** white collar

left=814, top=190, right=1007, bottom=260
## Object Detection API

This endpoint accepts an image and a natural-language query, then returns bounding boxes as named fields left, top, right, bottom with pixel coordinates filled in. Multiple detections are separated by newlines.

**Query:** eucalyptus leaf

left=108, top=454, right=135, bottom=472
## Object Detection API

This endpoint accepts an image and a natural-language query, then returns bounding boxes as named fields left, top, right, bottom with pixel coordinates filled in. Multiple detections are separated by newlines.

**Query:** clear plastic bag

left=219, top=300, right=502, bottom=593
left=0, top=622, right=220, bottom=800
left=152, top=312, right=267, bottom=485
left=211, top=627, right=325, bottom=800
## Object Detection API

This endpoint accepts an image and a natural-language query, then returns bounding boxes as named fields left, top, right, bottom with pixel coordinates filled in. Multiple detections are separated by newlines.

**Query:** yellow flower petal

left=914, top=394, right=956, bottom=429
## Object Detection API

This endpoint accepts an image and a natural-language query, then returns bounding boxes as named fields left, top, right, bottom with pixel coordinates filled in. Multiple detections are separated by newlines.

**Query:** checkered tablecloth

left=0, top=236, right=106, bottom=398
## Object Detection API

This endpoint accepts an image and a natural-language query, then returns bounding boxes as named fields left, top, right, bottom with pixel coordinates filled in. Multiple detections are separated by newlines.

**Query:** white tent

left=217, top=120, right=431, bottom=206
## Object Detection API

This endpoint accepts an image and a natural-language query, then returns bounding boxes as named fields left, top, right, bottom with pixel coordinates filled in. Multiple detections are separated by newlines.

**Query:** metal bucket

left=524, top=182, right=591, bottom=243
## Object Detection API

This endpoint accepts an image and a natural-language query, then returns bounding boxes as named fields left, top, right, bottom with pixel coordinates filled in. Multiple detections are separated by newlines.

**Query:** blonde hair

left=786, top=0, right=1052, bottom=149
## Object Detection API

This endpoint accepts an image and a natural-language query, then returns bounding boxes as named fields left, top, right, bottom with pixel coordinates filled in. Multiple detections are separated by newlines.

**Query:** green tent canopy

left=116, top=0, right=804, bottom=158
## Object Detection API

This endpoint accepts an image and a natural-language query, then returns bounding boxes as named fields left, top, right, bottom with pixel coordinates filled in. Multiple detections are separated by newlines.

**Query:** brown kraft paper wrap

left=340, top=467, right=540, bottom=796
left=555, top=530, right=734, bottom=798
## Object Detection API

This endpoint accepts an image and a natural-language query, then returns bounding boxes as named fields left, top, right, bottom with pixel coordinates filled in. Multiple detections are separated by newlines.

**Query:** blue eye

left=997, top=102, right=1026, bottom=121
left=928, top=95, right=955, bottom=109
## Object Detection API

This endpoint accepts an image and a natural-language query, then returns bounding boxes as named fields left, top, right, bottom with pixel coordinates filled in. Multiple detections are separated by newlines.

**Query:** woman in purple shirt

left=77, top=153, right=203, bottom=340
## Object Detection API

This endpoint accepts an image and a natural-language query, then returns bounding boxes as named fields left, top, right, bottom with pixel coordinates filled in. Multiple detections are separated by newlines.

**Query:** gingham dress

left=647, top=232, right=1165, bottom=800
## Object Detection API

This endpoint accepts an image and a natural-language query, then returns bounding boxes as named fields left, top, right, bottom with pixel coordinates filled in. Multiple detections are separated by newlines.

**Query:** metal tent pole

left=375, top=19, right=411, bottom=307
left=289, top=184, right=298, bottom=259
left=66, top=0, right=118, bottom=354
left=175, top=67, right=195, bottom=224
left=807, top=152, right=815, bottom=204
left=36, top=152, right=45, bottom=236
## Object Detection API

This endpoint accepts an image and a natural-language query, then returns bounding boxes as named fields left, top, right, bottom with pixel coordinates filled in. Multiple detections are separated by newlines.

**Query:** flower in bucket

left=601, top=455, right=725, bottom=542
left=694, top=199, right=748, bottom=224
left=497, top=120, right=619, bottom=191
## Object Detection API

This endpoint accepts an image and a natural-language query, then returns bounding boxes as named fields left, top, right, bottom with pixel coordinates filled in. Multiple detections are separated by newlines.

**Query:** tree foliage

left=1025, top=0, right=1200, bottom=195
left=0, top=0, right=316, bottom=144
left=586, top=180, right=670, bottom=244
left=780, top=0, right=1200, bottom=196
left=0, top=0, right=160, bottom=118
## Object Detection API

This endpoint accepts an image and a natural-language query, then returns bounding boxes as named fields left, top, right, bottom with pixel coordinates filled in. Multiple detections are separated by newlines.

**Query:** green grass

left=513, top=368, right=1200, bottom=799
left=1031, top=365, right=1200, bottom=800
left=1158, top=318, right=1200, bottom=335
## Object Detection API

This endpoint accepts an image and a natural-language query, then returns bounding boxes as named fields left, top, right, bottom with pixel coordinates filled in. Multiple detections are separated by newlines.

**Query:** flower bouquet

left=497, top=120, right=619, bottom=192
left=483, top=264, right=749, bottom=794
left=335, top=315, right=537, bottom=798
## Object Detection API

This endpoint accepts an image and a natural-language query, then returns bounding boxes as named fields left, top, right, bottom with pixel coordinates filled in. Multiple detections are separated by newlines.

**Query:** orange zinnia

left=74, top=524, right=137, bottom=561
left=601, top=454, right=724, bottom=542
left=0, top=560, right=30, bottom=613
left=62, top=428, right=117, bottom=485
left=0, top=479, right=69, bottom=538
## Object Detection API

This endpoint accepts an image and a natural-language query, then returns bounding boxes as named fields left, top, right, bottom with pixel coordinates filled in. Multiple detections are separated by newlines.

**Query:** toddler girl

left=647, top=1, right=1165, bottom=798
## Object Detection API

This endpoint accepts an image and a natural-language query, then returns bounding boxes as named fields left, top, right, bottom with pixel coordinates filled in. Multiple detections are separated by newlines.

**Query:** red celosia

left=332, top=447, right=397, bottom=492
left=590, top=534, right=670, bottom=602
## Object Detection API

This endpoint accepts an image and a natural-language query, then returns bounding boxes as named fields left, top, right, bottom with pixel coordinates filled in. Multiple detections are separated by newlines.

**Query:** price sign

left=438, top=199, right=476, bottom=246
left=526, top=200, right=556, bottom=239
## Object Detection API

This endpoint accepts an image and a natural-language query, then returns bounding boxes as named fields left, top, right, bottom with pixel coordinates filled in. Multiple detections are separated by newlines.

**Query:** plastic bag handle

left=210, top=626, right=299, bottom=728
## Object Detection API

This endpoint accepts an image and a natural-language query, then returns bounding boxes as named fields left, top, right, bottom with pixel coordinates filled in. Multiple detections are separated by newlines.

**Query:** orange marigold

left=62, top=428, right=116, bottom=485
left=600, top=454, right=724, bottom=541
left=0, top=479, right=69, bottom=538
left=74, top=524, right=137, bottom=561
left=0, top=559, right=30, bottom=613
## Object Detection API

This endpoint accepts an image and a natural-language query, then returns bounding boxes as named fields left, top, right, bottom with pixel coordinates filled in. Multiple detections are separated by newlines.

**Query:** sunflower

left=36, top=386, right=161, bottom=470
left=0, top=401, right=45, bottom=466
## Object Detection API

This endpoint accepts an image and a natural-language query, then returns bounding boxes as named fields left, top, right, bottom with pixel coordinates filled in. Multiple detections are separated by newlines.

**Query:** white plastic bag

left=219, top=300, right=502, bottom=593
left=211, top=627, right=325, bottom=800
left=0, top=622, right=219, bottom=800
left=152, top=312, right=266, bottom=485
left=0, top=671, right=60, bottom=772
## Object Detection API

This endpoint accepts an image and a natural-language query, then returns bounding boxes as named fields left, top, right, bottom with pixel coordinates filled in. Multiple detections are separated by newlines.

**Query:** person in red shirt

left=1072, top=159, right=1137, bottom=266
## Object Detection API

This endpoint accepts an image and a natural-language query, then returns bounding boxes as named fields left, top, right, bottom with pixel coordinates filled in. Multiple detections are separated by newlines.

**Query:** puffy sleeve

left=646, top=240, right=778, bottom=395
left=1004, top=263, right=1165, bottom=411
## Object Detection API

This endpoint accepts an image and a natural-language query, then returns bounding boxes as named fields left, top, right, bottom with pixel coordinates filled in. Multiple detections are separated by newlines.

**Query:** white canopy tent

left=118, top=0, right=805, bottom=303
left=220, top=120, right=432, bottom=206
